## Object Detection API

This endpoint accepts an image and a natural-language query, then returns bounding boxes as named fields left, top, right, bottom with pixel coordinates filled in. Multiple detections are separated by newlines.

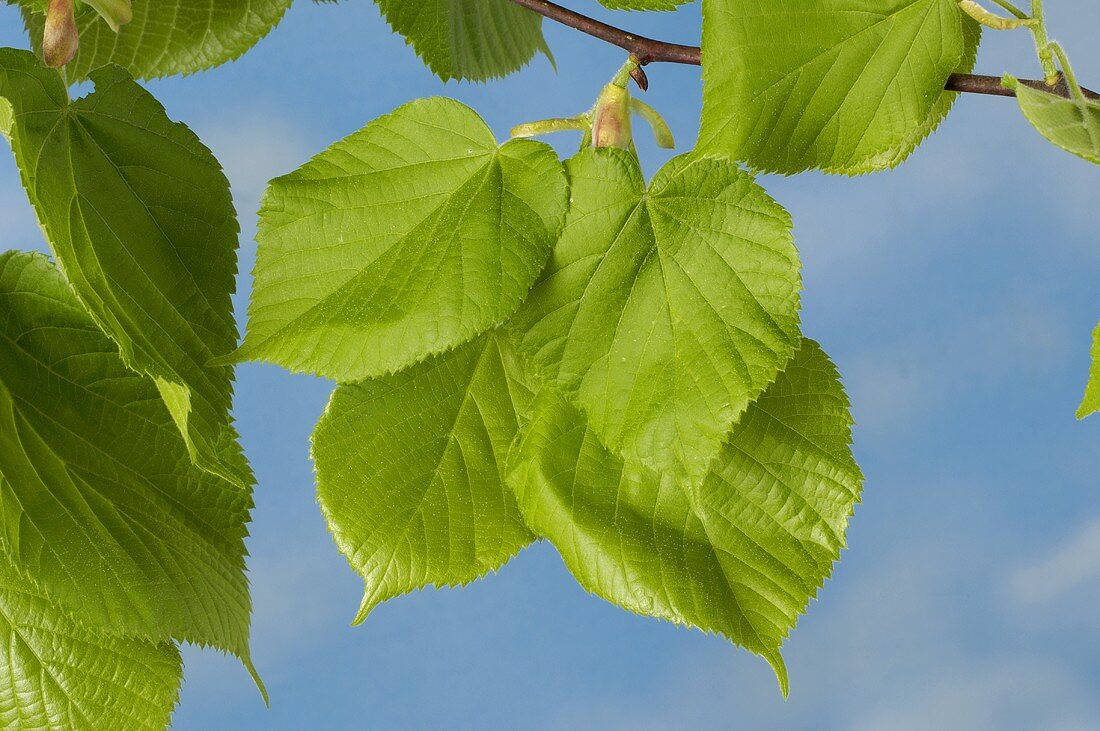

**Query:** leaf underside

left=698, top=0, right=981, bottom=174
left=375, top=0, right=554, bottom=82
left=235, top=96, right=568, bottom=383
left=21, top=0, right=291, bottom=80
left=509, top=148, right=801, bottom=483
left=1007, top=76, right=1100, bottom=165
left=314, top=331, right=535, bottom=622
left=507, top=339, right=862, bottom=695
left=0, top=555, right=182, bottom=731
left=0, top=48, right=252, bottom=489
left=0, top=250, right=255, bottom=661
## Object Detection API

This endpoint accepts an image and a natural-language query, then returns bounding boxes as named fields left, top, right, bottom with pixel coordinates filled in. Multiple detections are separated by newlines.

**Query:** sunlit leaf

left=509, top=148, right=800, bottom=483
left=0, top=49, right=251, bottom=488
left=375, top=0, right=553, bottom=81
left=0, top=555, right=182, bottom=731
left=0, top=250, right=256, bottom=662
left=314, top=331, right=535, bottom=622
left=507, top=339, right=862, bottom=694
left=234, top=97, right=568, bottom=382
left=21, top=0, right=290, bottom=80
left=698, top=0, right=981, bottom=174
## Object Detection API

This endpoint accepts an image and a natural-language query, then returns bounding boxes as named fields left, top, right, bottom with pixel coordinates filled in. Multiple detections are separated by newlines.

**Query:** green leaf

left=0, top=250, right=256, bottom=661
left=698, top=0, right=981, bottom=174
left=1005, top=76, right=1100, bottom=165
left=314, top=330, right=535, bottom=623
left=233, top=97, right=568, bottom=382
left=0, top=556, right=182, bottom=731
left=1079, top=321, right=1100, bottom=419
left=508, top=148, right=801, bottom=483
left=21, top=0, right=290, bottom=80
left=507, top=339, right=862, bottom=694
left=375, top=0, right=553, bottom=82
left=0, top=49, right=252, bottom=488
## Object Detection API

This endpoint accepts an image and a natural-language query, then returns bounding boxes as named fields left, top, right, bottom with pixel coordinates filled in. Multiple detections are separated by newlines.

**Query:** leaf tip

left=763, top=649, right=790, bottom=699
left=243, top=656, right=270, bottom=707
left=351, top=593, right=379, bottom=627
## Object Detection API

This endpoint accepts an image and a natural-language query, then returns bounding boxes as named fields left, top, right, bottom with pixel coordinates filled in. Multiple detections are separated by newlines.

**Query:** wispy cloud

left=1010, top=519, right=1100, bottom=605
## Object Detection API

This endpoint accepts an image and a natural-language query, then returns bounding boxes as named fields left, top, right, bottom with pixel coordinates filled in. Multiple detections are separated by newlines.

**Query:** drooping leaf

left=314, top=331, right=535, bottom=622
left=232, top=97, right=568, bottom=382
left=0, top=555, right=182, bottom=731
left=508, top=148, right=801, bottom=483
left=21, top=0, right=290, bottom=80
left=1079, top=321, right=1100, bottom=419
left=0, top=49, right=251, bottom=488
left=1005, top=76, right=1100, bottom=165
left=507, top=340, right=862, bottom=694
left=698, top=0, right=981, bottom=174
left=0, top=250, right=255, bottom=661
left=375, top=0, right=553, bottom=82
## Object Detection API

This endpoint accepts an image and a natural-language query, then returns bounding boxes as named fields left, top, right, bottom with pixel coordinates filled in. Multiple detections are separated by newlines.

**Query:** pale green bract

left=375, top=0, right=553, bottom=82
left=698, top=0, right=980, bottom=174
left=1079, top=322, right=1100, bottom=419
left=0, top=49, right=252, bottom=489
left=21, top=0, right=290, bottom=80
left=233, top=97, right=568, bottom=383
left=314, top=331, right=535, bottom=623
left=508, top=148, right=801, bottom=484
left=507, top=340, right=862, bottom=695
left=0, top=251, right=256, bottom=663
left=0, top=556, right=182, bottom=731
left=1005, top=76, right=1100, bottom=165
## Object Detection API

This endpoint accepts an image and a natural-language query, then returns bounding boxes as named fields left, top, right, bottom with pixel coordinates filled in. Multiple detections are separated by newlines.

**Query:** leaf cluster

left=0, top=0, right=1096, bottom=726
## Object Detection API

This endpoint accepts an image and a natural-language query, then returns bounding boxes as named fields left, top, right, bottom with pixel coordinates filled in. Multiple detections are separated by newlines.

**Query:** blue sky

left=2, top=2, right=1100, bottom=729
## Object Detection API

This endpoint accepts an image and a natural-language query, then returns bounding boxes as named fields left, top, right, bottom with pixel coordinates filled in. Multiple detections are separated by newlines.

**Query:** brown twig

left=509, top=0, right=1099, bottom=100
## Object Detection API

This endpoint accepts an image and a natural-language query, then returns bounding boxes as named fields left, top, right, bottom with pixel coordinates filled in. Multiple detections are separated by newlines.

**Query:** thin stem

left=1029, top=0, right=1059, bottom=82
left=988, top=0, right=1029, bottom=20
left=509, top=0, right=1098, bottom=100
left=1049, top=42, right=1088, bottom=104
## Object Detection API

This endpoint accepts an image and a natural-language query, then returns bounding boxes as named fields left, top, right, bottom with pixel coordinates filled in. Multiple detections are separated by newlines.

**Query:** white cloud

left=545, top=522, right=1100, bottom=731
left=1009, top=519, right=1100, bottom=605
left=199, top=115, right=313, bottom=222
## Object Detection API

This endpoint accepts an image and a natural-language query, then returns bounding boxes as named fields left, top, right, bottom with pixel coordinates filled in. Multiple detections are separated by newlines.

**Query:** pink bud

left=43, top=0, right=79, bottom=69
left=591, top=84, right=633, bottom=150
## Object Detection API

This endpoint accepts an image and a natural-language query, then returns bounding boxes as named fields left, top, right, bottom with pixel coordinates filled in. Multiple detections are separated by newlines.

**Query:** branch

left=510, top=0, right=1100, bottom=100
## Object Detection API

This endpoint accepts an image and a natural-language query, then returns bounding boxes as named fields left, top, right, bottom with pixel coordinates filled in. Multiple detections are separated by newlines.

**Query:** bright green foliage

left=0, top=556, right=182, bottom=731
left=375, top=0, right=553, bottom=82
left=21, top=0, right=290, bottom=80
left=599, top=0, right=691, bottom=9
left=234, top=97, right=568, bottom=382
left=0, top=49, right=252, bottom=488
left=0, top=251, right=255, bottom=660
left=508, top=340, right=861, bottom=694
left=509, top=148, right=801, bottom=483
left=0, top=96, right=10, bottom=139
left=1006, top=76, right=1100, bottom=165
left=1079, top=322, right=1100, bottom=419
left=314, top=331, right=535, bottom=622
left=698, top=0, right=980, bottom=174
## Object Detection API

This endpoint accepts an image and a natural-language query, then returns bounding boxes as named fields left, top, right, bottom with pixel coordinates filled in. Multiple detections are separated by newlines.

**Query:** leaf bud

left=43, top=0, right=79, bottom=69
left=591, top=83, right=633, bottom=150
